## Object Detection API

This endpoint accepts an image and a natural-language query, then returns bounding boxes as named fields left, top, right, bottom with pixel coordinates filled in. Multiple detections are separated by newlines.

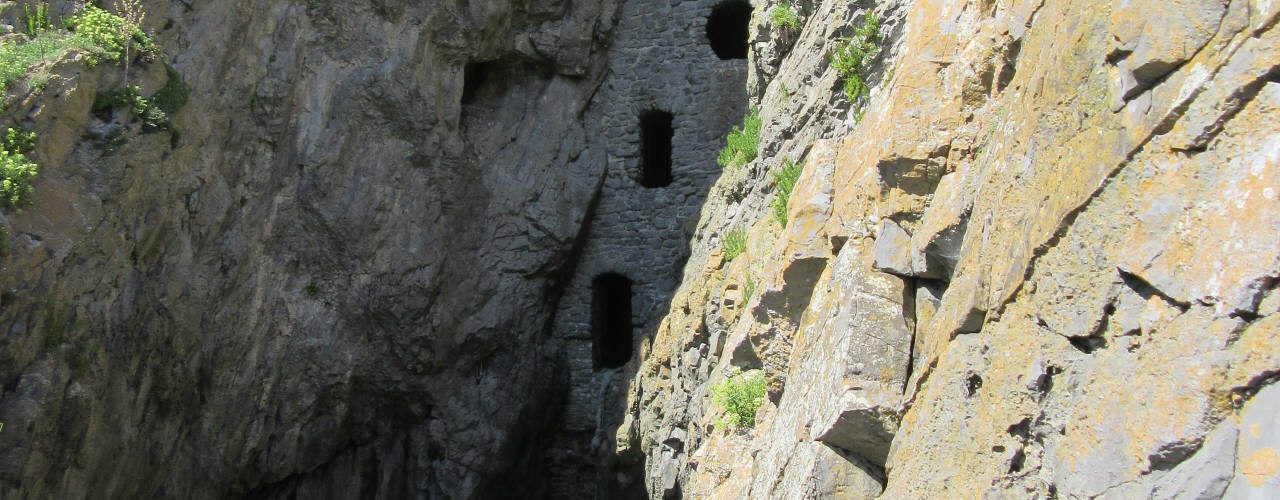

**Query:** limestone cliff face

left=620, top=0, right=1280, bottom=498
left=1, top=0, right=623, bottom=497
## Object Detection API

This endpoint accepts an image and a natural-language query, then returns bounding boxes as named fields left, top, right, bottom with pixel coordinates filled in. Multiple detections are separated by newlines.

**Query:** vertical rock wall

left=621, top=0, right=1280, bottom=498
left=0, top=0, right=633, bottom=497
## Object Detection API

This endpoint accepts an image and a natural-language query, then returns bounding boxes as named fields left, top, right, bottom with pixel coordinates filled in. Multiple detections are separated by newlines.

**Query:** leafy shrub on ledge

left=770, top=3, right=800, bottom=33
left=711, top=370, right=767, bottom=428
left=770, top=159, right=803, bottom=227
left=65, top=5, right=155, bottom=63
left=716, top=109, right=762, bottom=170
left=722, top=228, right=747, bottom=262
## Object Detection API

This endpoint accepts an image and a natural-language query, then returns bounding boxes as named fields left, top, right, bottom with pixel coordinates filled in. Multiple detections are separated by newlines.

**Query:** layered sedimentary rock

left=620, top=0, right=1280, bottom=498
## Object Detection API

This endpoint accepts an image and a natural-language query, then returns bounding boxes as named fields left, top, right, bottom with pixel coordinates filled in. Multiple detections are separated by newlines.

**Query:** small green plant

left=151, top=65, right=189, bottom=114
left=305, top=282, right=320, bottom=297
left=743, top=276, right=756, bottom=304
left=1, top=128, right=39, bottom=208
left=769, top=3, right=800, bottom=33
left=23, top=2, right=53, bottom=35
left=830, top=13, right=881, bottom=109
left=6, top=128, right=37, bottom=153
left=716, top=109, right=762, bottom=170
left=65, top=4, right=154, bottom=64
left=770, top=159, right=803, bottom=227
left=0, top=224, right=10, bottom=256
left=711, top=370, right=767, bottom=428
left=94, top=85, right=169, bottom=131
left=722, top=228, right=747, bottom=262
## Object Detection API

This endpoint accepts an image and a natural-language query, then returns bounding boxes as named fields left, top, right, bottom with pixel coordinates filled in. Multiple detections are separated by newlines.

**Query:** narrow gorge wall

left=620, top=0, right=1280, bottom=498
left=0, top=0, right=632, bottom=497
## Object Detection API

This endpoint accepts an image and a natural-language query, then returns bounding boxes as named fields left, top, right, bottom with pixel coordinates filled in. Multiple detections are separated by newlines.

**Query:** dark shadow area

left=461, top=60, right=497, bottom=106
left=639, top=110, right=674, bottom=188
left=592, top=273, right=634, bottom=370
left=706, top=1, right=751, bottom=60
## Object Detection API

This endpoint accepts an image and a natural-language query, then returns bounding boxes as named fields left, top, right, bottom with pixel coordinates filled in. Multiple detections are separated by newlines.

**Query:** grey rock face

left=0, top=0, right=647, bottom=497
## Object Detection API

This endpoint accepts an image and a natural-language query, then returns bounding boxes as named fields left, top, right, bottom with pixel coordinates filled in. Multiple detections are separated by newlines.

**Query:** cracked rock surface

left=619, top=0, right=1280, bottom=497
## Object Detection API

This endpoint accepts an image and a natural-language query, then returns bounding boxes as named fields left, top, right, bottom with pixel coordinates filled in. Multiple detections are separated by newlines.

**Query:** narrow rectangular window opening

left=639, top=110, right=674, bottom=188
left=592, top=273, right=634, bottom=370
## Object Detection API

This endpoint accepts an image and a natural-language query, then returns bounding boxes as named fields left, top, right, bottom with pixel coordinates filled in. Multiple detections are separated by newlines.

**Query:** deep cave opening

left=639, top=110, right=674, bottom=188
left=592, top=273, right=634, bottom=370
left=706, top=0, right=751, bottom=60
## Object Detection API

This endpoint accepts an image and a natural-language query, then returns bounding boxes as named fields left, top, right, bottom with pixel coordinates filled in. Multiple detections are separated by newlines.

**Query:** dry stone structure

left=544, top=0, right=748, bottom=496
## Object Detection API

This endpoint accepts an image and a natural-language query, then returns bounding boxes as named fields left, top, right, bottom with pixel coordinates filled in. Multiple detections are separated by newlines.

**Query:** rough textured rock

left=620, top=0, right=1280, bottom=498
left=2, top=0, right=1278, bottom=498
left=0, top=0, right=628, bottom=497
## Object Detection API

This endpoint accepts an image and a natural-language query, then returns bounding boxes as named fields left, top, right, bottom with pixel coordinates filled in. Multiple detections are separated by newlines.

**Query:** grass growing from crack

left=770, top=3, right=800, bottom=33
left=723, top=228, right=747, bottom=262
left=770, top=159, right=803, bottom=227
left=717, top=109, right=762, bottom=170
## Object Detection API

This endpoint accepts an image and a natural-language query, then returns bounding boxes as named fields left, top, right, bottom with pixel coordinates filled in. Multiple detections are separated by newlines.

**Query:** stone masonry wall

left=546, top=0, right=749, bottom=496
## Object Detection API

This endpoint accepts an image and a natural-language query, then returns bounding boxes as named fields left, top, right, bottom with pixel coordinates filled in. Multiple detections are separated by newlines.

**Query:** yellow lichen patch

left=1241, top=448, right=1280, bottom=487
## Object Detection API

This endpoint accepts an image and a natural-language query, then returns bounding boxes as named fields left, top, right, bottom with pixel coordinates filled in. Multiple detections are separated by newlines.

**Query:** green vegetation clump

left=23, top=2, right=53, bottom=35
left=0, top=31, right=98, bottom=91
left=770, top=3, right=800, bottom=32
left=711, top=371, right=767, bottom=428
left=1, top=128, right=39, bottom=208
left=770, top=159, right=803, bottom=227
left=722, top=228, right=747, bottom=262
left=830, top=13, right=881, bottom=110
left=94, top=85, right=169, bottom=131
left=65, top=5, right=155, bottom=63
left=717, top=109, right=762, bottom=170
left=151, top=65, right=190, bottom=114
left=743, top=276, right=756, bottom=304
left=2, top=3, right=154, bottom=93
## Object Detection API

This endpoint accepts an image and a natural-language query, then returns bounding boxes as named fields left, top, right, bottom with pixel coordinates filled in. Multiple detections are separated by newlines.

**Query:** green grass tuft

left=770, top=159, right=803, bottom=227
left=722, top=228, right=747, bottom=262
left=717, top=109, right=763, bottom=170
left=770, top=3, right=800, bottom=32
left=711, top=371, right=767, bottom=428
left=0, top=31, right=100, bottom=92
